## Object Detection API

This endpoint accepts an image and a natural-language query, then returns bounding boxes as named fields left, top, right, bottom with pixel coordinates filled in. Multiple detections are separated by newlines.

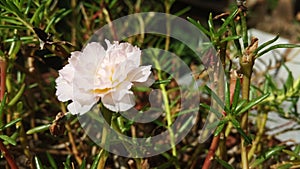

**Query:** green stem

left=153, top=57, right=177, bottom=158
left=240, top=65, right=251, bottom=169
left=97, top=105, right=113, bottom=169
left=97, top=149, right=109, bottom=169
left=248, top=107, right=268, bottom=160
left=239, top=7, right=253, bottom=169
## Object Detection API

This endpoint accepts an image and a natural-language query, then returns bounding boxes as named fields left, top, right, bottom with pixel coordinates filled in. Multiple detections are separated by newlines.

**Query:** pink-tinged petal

left=102, top=92, right=135, bottom=112
left=55, top=77, right=73, bottom=102
left=81, top=42, right=106, bottom=65
left=58, top=64, right=74, bottom=83
left=126, top=50, right=141, bottom=67
left=127, top=65, right=152, bottom=83
left=67, top=101, right=96, bottom=115
left=134, top=74, right=155, bottom=87
left=112, top=81, right=133, bottom=101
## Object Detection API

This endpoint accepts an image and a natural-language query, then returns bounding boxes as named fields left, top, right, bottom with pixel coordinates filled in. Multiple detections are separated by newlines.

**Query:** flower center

left=92, top=88, right=112, bottom=94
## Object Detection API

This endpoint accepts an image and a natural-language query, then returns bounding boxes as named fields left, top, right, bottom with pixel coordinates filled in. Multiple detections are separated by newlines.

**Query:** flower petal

left=67, top=101, right=96, bottom=115
left=102, top=92, right=135, bottom=112
left=127, top=65, right=152, bottom=83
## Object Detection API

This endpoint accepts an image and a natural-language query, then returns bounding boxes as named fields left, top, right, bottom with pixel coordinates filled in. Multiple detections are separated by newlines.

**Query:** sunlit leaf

left=214, top=123, right=225, bottom=136
left=236, top=93, right=270, bottom=116
left=254, top=34, right=279, bottom=55
left=187, top=17, right=210, bottom=35
left=220, top=35, right=241, bottom=43
left=215, top=156, right=234, bottom=169
left=250, top=146, right=285, bottom=168
left=8, top=83, right=26, bottom=106
left=0, top=135, right=16, bottom=145
left=34, top=156, right=44, bottom=169
left=257, top=44, right=300, bottom=58
left=208, top=13, right=215, bottom=35
left=26, top=124, right=51, bottom=134
left=91, top=150, right=104, bottom=169
left=282, top=149, right=300, bottom=160
left=217, top=8, right=239, bottom=36
left=0, top=118, right=22, bottom=131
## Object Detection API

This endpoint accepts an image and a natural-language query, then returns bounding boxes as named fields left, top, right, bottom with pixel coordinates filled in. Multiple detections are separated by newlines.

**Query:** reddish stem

left=0, top=60, right=19, bottom=169
left=202, top=135, right=220, bottom=169
left=0, top=141, right=19, bottom=169
left=202, top=74, right=239, bottom=169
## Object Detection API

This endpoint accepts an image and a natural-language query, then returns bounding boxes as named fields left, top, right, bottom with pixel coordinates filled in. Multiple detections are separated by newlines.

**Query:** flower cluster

left=55, top=40, right=153, bottom=115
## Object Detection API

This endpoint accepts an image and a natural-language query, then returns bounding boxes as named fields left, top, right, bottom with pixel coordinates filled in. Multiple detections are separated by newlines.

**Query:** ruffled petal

left=102, top=92, right=135, bottom=112
left=127, top=65, right=152, bottom=83
left=67, top=101, right=97, bottom=115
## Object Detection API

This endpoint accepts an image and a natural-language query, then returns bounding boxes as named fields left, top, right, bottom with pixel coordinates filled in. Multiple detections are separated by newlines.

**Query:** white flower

left=55, top=40, right=153, bottom=115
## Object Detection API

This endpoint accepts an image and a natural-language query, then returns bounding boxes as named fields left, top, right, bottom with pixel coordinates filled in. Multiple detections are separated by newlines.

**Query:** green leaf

left=215, top=156, right=234, bottom=169
left=250, top=146, right=285, bottom=168
left=220, top=35, right=241, bottom=43
left=257, top=44, right=300, bottom=58
left=0, top=118, right=22, bottom=131
left=34, top=156, right=44, bottom=169
left=30, top=3, right=45, bottom=25
left=0, top=15, right=23, bottom=25
left=80, top=158, right=87, bottom=169
left=283, top=64, right=294, bottom=90
left=236, top=127, right=252, bottom=144
left=225, top=82, right=230, bottom=112
left=200, top=103, right=223, bottom=119
left=0, top=135, right=16, bottom=145
left=3, top=131, right=18, bottom=145
left=46, top=152, right=58, bottom=169
left=204, top=85, right=228, bottom=114
left=236, top=93, right=270, bottom=116
left=151, top=79, right=171, bottom=88
left=3, top=36, right=34, bottom=43
left=217, top=8, right=239, bottom=36
left=108, top=0, right=118, bottom=9
left=254, top=34, right=279, bottom=55
left=290, top=144, right=300, bottom=160
left=230, top=118, right=252, bottom=144
left=208, top=13, right=215, bottom=35
left=214, top=123, right=225, bottom=136
left=5, top=0, right=23, bottom=18
left=8, top=35, right=21, bottom=59
left=277, top=164, right=293, bottom=169
left=24, top=0, right=32, bottom=15
left=187, top=17, right=210, bottom=35
left=231, top=79, right=241, bottom=112
left=91, top=150, right=104, bottom=169
left=174, top=6, right=191, bottom=16
left=45, top=9, right=72, bottom=32
left=265, top=74, right=278, bottom=92
left=205, top=119, right=227, bottom=130
left=26, top=124, right=51, bottom=134
left=0, top=93, right=7, bottom=121
left=230, top=117, right=240, bottom=128
left=282, top=149, right=300, bottom=160
left=0, top=25, right=28, bottom=29
left=233, top=99, right=247, bottom=115
left=8, top=83, right=26, bottom=106
left=63, top=155, right=72, bottom=169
